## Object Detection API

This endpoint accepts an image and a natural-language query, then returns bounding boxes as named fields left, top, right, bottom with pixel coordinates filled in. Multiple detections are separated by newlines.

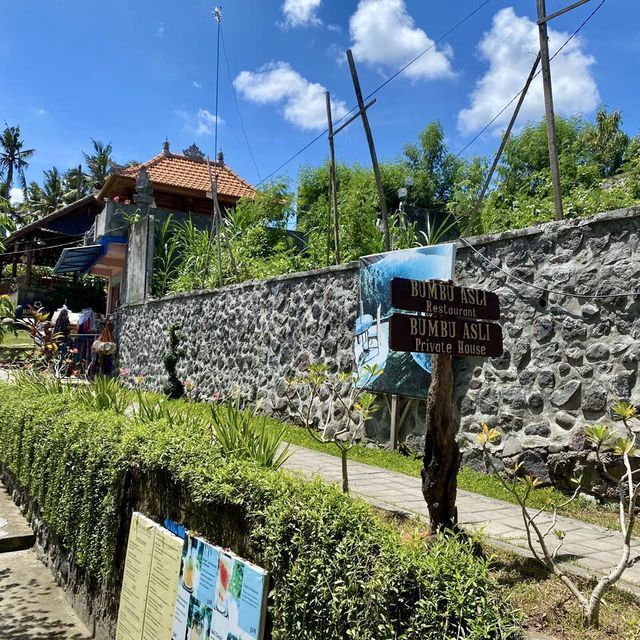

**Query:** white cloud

left=157, top=23, right=165, bottom=37
left=33, top=108, right=47, bottom=116
left=192, top=80, right=203, bottom=89
left=349, top=0, right=454, bottom=80
left=282, top=0, right=322, bottom=28
left=234, top=62, right=347, bottom=130
left=458, top=7, right=599, bottom=134
left=177, top=109, right=224, bottom=136
left=9, top=188, right=24, bottom=206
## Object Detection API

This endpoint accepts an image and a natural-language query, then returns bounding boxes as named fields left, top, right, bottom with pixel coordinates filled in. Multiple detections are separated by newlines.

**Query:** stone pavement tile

left=0, top=548, right=92, bottom=639
left=284, top=443, right=640, bottom=586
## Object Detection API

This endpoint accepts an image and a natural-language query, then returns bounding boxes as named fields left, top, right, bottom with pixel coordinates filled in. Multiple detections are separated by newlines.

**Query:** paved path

left=0, top=486, right=92, bottom=639
left=284, top=446, right=640, bottom=591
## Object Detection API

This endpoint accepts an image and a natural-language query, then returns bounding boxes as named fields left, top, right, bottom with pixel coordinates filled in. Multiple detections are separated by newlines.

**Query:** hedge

left=0, top=383, right=522, bottom=639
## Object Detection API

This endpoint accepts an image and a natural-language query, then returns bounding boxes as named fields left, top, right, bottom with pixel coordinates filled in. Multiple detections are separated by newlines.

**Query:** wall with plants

left=0, top=382, right=521, bottom=639
left=118, top=207, right=640, bottom=494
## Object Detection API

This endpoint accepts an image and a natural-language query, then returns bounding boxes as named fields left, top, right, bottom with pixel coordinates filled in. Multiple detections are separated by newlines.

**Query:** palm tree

left=83, top=139, right=113, bottom=189
left=0, top=125, right=34, bottom=194
left=63, top=166, right=90, bottom=204
left=41, top=167, right=64, bottom=214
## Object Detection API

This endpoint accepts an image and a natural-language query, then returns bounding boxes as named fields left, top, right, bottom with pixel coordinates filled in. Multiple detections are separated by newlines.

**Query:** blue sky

left=2, top=0, right=638, bottom=194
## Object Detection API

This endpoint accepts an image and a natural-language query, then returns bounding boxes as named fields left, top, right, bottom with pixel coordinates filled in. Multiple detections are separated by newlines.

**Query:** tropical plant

left=16, top=306, right=64, bottom=366
left=83, top=139, right=113, bottom=189
left=416, top=212, right=458, bottom=246
left=287, top=363, right=382, bottom=493
left=0, top=294, right=15, bottom=343
left=152, top=215, right=182, bottom=297
left=74, top=375, right=131, bottom=414
left=208, top=396, right=290, bottom=469
left=479, top=402, right=640, bottom=629
left=0, top=124, right=34, bottom=194
left=63, top=166, right=91, bottom=203
left=12, top=369, right=67, bottom=395
left=40, top=167, right=65, bottom=214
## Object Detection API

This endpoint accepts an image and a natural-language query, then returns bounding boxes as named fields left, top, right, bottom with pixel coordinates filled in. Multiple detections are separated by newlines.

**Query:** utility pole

left=536, top=0, right=564, bottom=221
left=325, top=91, right=341, bottom=264
left=465, top=54, right=541, bottom=235
left=346, top=50, right=391, bottom=251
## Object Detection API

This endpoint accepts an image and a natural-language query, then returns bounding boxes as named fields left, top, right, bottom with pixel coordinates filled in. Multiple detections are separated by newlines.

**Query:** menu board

left=171, top=535, right=268, bottom=640
left=116, top=514, right=157, bottom=640
left=116, top=514, right=268, bottom=640
left=142, top=526, right=184, bottom=639
left=116, top=513, right=183, bottom=640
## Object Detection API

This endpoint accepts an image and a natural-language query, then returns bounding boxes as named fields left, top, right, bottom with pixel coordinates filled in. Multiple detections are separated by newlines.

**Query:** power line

left=363, top=0, right=493, bottom=102
left=456, top=0, right=606, bottom=157
left=256, top=0, right=495, bottom=186
left=0, top=237, right=86, bottom=259
left=220, top=25, right=262, bottom=181
left=454, top=229, right=640, bottom=300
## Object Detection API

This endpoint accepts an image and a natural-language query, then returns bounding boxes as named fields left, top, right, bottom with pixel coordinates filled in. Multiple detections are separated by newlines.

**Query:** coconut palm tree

left=83, top=139, right=113, bottom=189
left=41, top=167, right=64, bottom=214
left=0, top=125, right=34, bottom=194
left=63, top=166, right=90, bottom=204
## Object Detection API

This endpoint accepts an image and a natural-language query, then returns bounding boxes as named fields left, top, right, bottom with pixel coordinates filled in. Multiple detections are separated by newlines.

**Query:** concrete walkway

left=0, top=486, right=92, bottom=639
left=284, top=446, right=640, bottom=591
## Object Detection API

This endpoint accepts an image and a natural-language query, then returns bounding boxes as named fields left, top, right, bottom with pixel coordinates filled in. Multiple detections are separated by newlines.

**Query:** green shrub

left=208, top=397, right=290, bottom=470
left=0, top=383, right=521, bottom=639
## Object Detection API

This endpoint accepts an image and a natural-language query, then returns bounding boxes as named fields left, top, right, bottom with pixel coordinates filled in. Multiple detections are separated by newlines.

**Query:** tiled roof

left=117, top=152, right=255, bottom=200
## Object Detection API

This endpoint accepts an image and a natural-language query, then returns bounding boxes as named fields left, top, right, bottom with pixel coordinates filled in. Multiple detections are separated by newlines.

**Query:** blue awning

left=53, top=244, right=104, bottom=274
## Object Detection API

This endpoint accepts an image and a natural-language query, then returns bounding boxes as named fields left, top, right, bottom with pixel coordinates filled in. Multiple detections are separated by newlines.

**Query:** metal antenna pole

left=325, top=91, right=341, bottom=264
left=536, top=0, right=564, bottom=221
left=214, top=6, right=222, bottom=157
left=346, top=50, right=391, bottom=251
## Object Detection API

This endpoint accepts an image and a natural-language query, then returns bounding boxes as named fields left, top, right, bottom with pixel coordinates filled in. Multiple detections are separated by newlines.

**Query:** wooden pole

left=346, top=49, right=391, bottom=251
left=325, top=91, right=341, bottom=265
left=465, top=54, right=541, bottom=235
left=204, top=157, right=223, bottom=288
left=422, top=354, right=460, bottom=534
left=536, top=0, right=564, bottom=221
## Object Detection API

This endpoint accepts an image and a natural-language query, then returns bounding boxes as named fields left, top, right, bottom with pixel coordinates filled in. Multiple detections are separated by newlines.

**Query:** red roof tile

left=117, top=152, right=255, bottom=201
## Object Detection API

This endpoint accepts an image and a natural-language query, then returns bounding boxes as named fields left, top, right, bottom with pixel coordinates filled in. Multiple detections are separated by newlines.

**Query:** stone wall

left=117, top=207, right=640, bottom=488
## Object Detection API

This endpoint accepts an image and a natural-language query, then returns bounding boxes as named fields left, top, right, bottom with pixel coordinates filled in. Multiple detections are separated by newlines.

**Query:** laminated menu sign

left=142, top=526, right=184, bottom=639
left=116, top=513, right=156, bottom=640
left=171, top=535, right=268, bottom=640
left=116, top=513, right=183, bottom=640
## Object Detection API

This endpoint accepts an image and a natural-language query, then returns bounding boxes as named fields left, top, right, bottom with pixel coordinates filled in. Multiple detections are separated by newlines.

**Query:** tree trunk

left=583, top=602, right=600, bottom=629
left=341, top=448, right=349, bottom=494
left=422, top=354, right=460, bottom=534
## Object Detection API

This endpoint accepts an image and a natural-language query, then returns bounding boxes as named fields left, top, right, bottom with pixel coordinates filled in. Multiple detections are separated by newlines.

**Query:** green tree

left=577, top=107, right=630, bottom=178
left=83, top=139, right=113, bottom=189
left=402, top=122, right=461, bottom=209
left=0, top=125, right=34, bottom=194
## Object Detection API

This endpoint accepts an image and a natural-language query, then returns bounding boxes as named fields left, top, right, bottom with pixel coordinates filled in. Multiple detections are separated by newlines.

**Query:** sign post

left=389, top=278, right=502, bottom=534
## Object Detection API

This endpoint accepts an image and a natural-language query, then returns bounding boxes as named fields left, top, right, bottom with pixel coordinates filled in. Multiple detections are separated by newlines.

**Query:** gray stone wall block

left=117, top=208, right=640, bottom=489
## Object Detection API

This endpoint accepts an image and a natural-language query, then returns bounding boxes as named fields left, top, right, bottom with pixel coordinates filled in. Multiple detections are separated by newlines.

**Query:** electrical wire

left=0, top=237, right=87, bottom=259
left=255, top=0, right=495, bottom=186
left=454, top=229, right=640, bottom=300
left=220, top=25, right=262, bottom=181
left=456, top=0, right=607, bottom=157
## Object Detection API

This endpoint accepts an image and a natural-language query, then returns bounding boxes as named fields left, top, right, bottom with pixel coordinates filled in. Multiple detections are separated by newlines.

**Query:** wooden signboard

left=391, top=278, right=500, bottom=321
left=389, top=313, right=504, bottom=358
